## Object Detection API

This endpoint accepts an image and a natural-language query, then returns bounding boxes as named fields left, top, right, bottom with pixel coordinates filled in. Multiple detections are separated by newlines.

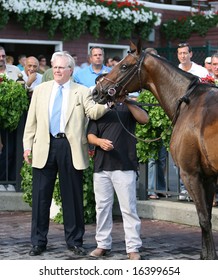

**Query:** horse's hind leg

left=180, top=171, right=217, bottom=259
left=200, top=177, right=217, bottom=259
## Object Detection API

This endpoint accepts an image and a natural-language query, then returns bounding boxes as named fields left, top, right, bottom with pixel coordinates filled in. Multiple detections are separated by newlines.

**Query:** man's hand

left=26, top=72, right=37, bottom=87
left=23, top=150, right=32, bottom=164
left=98, top=139, right=114, bottom=151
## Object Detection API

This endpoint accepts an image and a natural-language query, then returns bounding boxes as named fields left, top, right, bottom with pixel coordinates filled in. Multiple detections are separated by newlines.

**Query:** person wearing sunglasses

left=177, top=42, right=208, bottom=78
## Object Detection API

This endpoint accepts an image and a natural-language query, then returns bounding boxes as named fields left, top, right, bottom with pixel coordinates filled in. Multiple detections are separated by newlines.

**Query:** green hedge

left=21, top=155, right=96, bottom=224
left=136, top=90, right=172, bottom=163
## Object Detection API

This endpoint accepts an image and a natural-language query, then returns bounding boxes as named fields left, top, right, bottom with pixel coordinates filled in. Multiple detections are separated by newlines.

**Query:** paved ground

left=1, top=211, right=218, bottom=260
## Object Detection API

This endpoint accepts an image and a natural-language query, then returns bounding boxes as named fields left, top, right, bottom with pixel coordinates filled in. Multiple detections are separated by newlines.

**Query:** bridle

left=97, top=50, right=147, bottom=102
left=96, top=50, right=165, bottom=143
left=95, top=51, right=201, bottom=144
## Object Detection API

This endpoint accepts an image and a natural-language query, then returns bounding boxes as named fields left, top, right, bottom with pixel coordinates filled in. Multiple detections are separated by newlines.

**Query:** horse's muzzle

left=92, top=88, right=107, bottom=104
left=92, top=88, right=100, bottom=102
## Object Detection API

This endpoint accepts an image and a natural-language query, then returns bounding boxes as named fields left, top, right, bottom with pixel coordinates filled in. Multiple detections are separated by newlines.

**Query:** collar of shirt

left=89, top=64, right=110, bottom=74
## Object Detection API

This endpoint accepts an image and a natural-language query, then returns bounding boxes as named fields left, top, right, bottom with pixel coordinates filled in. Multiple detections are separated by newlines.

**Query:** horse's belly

left=170, top=120, right=218, bottom=174
left=201, top=122, right=218, bottom=173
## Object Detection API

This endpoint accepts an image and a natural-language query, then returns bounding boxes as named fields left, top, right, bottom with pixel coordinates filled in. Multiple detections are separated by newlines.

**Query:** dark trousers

left=31, top=136, right=84, bottom=247
left=0, top=129, right=16, bottom=181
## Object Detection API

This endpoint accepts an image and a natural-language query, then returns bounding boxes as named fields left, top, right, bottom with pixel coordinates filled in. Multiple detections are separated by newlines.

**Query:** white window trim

left=88, top=43, right=129, bottom=57
left=0, top=39, right=63, bottom=52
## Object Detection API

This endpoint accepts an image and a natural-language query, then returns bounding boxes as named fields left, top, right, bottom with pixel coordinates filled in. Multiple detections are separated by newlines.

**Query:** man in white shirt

left=177, top=43, right=208, bottom=200
left=177, top=43, right=208, bottom=78
left=0, top=46, right=21, bottom=80
left=21, top=56, right=42, bottom=96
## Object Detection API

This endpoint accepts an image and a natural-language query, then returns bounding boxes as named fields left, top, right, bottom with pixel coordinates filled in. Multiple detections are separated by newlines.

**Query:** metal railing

left=138, top=153, right=185, bottom=201
left=0, top=115, right=26, bottom=192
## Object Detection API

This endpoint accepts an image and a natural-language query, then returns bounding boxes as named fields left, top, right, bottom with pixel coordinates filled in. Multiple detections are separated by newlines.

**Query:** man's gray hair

left=211, top=52, right=218, bottom=60
left=51, top=51, right=75, bottom=69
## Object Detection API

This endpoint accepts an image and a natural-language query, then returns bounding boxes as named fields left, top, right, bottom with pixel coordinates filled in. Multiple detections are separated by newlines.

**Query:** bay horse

left=92, top=40, right=218, bottom=260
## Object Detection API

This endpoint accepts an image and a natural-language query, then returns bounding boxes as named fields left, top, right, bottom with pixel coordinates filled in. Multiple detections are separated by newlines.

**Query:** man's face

left=177, top=46, right=192, bottom=64
left=211, top=57, right=218, bottom=79
left=52, top=56, right=73, bottom=84
left=90, top=48, right=104, bottom=67
left=0, top=49, right=6, bottom=68
left=25, top=57, right=39, bottom=76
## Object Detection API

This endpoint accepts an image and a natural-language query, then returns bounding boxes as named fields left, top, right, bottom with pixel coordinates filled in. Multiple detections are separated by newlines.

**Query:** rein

left=101, top=51, right=165, bottom=143
left=99, top=51, right=199, bottom=143
left=111, top=79, right=199, bottom=144
left=113, top=102, right=163, bottom=143
left=171, top=77, right=200, bottom=126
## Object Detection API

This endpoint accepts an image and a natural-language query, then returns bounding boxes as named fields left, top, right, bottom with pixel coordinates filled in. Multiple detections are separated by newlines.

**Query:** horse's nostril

left=92, top=88, right=99, bottom=101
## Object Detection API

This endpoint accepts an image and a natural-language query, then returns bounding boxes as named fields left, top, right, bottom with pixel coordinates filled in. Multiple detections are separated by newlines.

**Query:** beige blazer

left=23, top=80, right=107, bottom=170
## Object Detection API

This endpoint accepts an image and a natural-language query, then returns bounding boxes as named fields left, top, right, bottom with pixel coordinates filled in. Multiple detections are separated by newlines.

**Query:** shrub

left=135, top=90, right=172, bottom=163
left=20, top=156, right=96, bottom=224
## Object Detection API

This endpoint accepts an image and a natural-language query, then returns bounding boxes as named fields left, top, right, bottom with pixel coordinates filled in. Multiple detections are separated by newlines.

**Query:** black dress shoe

left=29, top=245, right=46, bottom=256
left=68, top=245, right=86, bottom=255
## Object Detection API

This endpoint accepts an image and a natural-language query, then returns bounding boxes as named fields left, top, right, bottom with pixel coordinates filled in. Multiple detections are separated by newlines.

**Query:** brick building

left=0, top=1, right=217, bottom=67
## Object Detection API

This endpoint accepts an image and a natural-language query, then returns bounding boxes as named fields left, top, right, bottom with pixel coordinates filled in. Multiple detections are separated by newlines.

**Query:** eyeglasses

left=177, top=43, right=189, bottom=48
left=53, top=66, right=71, bottom=71
left=177, top=42, right=192, bottom=52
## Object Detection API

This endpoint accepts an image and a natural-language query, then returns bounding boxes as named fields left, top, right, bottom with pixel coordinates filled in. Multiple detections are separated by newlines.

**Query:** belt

left=50, top=133, right=66, bottom=139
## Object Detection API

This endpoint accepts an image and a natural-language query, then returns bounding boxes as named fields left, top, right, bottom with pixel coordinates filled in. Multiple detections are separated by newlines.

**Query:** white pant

left=93, top=170, right=142, bottom=253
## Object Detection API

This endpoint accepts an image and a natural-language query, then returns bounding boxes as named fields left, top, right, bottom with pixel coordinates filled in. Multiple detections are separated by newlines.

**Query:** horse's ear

left=136, top=39, right=142, bottom=55
left=129, top=41, right=137, bottom=53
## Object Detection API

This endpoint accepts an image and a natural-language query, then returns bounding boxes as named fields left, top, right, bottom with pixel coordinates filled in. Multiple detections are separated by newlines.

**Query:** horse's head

left=93, top=40, right=147, bottom=104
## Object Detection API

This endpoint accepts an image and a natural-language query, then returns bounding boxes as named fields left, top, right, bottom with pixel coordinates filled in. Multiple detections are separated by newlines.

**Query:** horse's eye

left=121, top=64, right=128, bottom=71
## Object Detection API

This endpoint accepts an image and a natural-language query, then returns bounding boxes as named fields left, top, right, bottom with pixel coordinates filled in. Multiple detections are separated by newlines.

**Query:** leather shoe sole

left=89, top=248, right=111, bottom=257
left=29, top=245, right=46, bottom=256
left=68, top=245, right=86, bottom=255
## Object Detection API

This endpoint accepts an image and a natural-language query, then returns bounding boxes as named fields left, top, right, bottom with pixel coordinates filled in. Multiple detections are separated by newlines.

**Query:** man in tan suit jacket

left=23, top=52, right=108, bottom=256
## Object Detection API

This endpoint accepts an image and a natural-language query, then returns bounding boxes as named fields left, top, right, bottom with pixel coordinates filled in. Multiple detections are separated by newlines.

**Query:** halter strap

left=98, top=51, right=146, bottom=102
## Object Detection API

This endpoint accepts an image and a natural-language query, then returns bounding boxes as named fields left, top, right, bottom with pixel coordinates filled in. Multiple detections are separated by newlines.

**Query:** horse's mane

left=147, top=53, right=218, bottom=92
left=147, top=52, right=200, bottom=85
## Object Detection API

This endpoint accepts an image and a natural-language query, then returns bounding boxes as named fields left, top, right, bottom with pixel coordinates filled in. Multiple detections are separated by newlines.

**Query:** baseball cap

left=205, top=57, right=211, bottom=64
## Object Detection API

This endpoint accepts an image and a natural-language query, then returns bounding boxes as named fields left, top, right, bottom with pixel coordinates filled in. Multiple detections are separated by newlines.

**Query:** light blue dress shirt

left=73, top=64, right=111, bottom=87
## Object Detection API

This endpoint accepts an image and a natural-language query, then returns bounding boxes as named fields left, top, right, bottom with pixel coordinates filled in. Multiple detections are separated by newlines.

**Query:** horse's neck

left=145, top=56, right=191, bottom=120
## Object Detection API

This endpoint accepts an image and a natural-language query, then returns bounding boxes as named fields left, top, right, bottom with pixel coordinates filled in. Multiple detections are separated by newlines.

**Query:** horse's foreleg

left=180, top=171, right=217, bottom=259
